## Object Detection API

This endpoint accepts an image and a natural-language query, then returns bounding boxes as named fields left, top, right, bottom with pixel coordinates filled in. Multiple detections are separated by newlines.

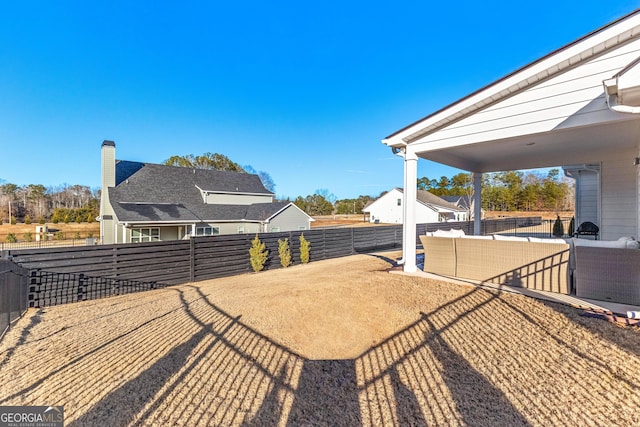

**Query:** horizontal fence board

left=7, top=218, right=542, bottom=308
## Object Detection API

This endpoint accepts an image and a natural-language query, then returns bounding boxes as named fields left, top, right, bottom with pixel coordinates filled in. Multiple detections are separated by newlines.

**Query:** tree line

left=416, top=169, right=573, bottom=212
left=291, top=169, right=574, bottom=217
left=0, top=182, right=100, bottom=224
left=1, top=157, right=574, bottom=224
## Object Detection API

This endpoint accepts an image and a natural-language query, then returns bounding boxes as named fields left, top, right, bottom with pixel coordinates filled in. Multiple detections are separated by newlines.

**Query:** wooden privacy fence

left=5, top=218, right=541, bottom=308
left=0, top=260, right=29, bottom=338
left=8, top=227, right=404, bottom=288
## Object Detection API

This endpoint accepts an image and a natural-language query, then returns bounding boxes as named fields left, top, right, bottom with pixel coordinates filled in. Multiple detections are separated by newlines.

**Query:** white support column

left=473, top=172, right=482, bottom=235
left=403, top=149, right=418, bottom=273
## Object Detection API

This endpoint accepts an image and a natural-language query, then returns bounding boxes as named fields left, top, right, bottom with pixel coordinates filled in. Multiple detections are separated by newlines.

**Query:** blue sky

left=0, top=1, right=637, bottom=200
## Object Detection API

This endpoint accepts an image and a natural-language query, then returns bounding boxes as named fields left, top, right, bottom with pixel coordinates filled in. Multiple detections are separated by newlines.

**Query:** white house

left=382, top=9, right=640, bottom=272
left=363, top=188, right=467, bottom=224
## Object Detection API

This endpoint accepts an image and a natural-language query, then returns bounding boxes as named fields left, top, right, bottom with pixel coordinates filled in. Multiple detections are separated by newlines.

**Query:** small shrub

left=87, top=231, right=94, bottom=238
left=52, top=218, right=59, bottom=224
left=38, top=216, right=45, bottom=224
left=568, top=216, right=575, bottom=237
left=6, top=233, right=17, bottom=243
left=63, top=214, right=70, bottom=224
left=54, top=231, right=65, bottom=240
left=74, top=232, right=81, bottom=239
left=299, top=233, right=310, bottom=264
left=24, top=215, right=32, bottom=225
left=249, top=234, right=268, bottom=272
left=0, top=218, right=3, bottom=225
left=278, top=238, right=292, bottom=268
left=10, top=216, right=16, bottom=225
left=23, top=232, right=33, bottom=242
left=552, top=215, right=564, bottom=237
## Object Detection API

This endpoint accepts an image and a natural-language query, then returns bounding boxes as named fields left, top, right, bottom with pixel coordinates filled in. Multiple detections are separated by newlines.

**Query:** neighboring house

left=381, top=9, right=640, bottom=272
left=439, top=195, right=481, bottom=219
left=363, top=188, right=467, bottom=224
left=99, top=141, right=313, bottom=244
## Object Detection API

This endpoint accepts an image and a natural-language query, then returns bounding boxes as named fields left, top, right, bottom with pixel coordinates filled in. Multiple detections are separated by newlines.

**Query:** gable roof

left=382, top=9, right=640, bottom=173
left=365, top=188, right=465, bottom=212
left=109, top=161, right=278, bottom=223
left=440, top=195, right=472, bottom=210
left=413, top=189, right=466, bottom=212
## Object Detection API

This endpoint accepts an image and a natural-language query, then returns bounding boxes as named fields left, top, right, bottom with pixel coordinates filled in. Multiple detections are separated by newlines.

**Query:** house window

left=131, top=227, right=160, bottom=243
left=237, top=225, right=245, bottom=234
left=196, top=226, right=220, bottom=236
left=397, top=198, right=401, bottom=206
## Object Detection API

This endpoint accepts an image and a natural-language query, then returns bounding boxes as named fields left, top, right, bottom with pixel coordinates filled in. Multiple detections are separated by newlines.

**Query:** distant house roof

left=413, top=189, right=466, bottom=212
left=108, top=161, right=283, bottom=223
left=440, top=195, right=472, bottom=210
left=365, top=188, right=466, bottom=212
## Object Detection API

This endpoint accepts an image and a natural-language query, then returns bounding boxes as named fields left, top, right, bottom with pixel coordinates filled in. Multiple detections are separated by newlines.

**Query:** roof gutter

left=603, top=71, right=640, bottom=114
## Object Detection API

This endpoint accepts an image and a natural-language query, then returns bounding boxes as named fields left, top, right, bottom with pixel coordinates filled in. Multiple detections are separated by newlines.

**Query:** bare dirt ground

left=1, top=252, right=639, bottom=426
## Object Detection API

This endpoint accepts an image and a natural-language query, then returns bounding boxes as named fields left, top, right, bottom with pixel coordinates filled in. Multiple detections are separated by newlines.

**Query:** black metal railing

left=0, top=260, right=30, bottom=339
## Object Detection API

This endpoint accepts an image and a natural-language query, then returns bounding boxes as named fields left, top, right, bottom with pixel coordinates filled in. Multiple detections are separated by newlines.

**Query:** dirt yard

left=1, top=252, right=638, bottom=426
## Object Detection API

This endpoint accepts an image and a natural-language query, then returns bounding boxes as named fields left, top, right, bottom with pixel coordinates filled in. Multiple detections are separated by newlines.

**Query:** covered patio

left=383, top=9, right=640, bottom=309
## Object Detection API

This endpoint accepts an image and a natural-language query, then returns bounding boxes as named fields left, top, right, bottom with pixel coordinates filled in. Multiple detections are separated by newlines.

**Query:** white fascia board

left=121, top=220, right=198, bottom=225
left=198, top=188, right=273, bottom=197
left=383, top=11, right=640, bottom=147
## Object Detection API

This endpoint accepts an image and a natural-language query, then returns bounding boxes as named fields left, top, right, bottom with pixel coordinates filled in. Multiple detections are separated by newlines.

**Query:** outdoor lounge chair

left=574, top=221, right=599, bottom=240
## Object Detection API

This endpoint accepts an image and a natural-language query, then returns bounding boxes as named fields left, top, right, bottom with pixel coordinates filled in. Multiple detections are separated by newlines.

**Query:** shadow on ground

left=2, top=277, right=639, bottom=426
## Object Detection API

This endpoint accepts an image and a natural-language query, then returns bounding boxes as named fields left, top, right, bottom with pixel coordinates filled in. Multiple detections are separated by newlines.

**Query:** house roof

left=413, top=189, right=466, bottom=212
left=109, top=161, right=282, bottom=223
left=382, top=9, right=640, bottom=173
left=440, top=195, right=472, bottom=210
left=364, top=188, right=465, bottom=212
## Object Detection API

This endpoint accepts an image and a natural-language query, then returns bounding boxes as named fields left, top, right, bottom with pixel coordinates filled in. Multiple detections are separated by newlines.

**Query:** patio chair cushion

left=493, top=235, right=529, bottom=242
left=433, top=228, right=466, bottom=237
left=572, top=238, right=627, bottom=249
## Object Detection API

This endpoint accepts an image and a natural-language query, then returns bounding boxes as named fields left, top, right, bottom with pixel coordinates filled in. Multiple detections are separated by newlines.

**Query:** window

left=196, top=226, right=220, bottom=236
left=131, top=227, right=160, bottom=243
left=237, top=225, right=245, bottom=234
left=397, top=198, right=402, bottom=206
left=270, top=227, right=280, bottom=232
left=298, top=226, right=306, bottom=230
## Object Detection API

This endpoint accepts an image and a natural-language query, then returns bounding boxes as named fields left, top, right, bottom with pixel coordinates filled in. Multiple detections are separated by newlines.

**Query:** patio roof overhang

left=384, top=8, right=640, bottom=273
left=382, top=9, right=640, bottom=174
left=409, top=117, right=640, bottom=173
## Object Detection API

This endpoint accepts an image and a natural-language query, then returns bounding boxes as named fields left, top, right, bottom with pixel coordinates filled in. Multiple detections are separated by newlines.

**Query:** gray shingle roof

left=109, top=162, right=277, bottom=223
left=395, top=188, right=466, bottom=211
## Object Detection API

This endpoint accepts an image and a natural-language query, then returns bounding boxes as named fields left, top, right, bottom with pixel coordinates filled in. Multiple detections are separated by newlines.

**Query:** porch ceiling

left=416, top=118, right=640, bottom=172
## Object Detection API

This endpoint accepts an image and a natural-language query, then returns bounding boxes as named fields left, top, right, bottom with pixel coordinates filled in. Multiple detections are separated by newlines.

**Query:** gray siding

left=212, top=222, right=262, bottom=235
left=601, top=147, right=638, bottom=240
left=268, top=206, right=310, bottom=232
left=205, top=193, right=272, bottom=205
left=577, top=170, right=599, bottom=226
